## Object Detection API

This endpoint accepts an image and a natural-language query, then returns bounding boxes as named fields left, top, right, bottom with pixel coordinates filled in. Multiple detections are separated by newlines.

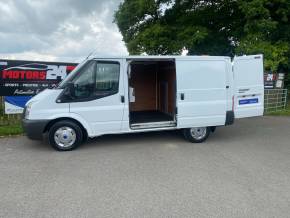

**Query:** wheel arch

left=44, top=117, right=88, bottom=142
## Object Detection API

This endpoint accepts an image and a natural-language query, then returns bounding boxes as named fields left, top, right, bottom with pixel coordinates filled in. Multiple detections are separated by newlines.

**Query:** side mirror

left=56, top=82, right=75, bottom=103
left=66, top=82, right=75, bottom=98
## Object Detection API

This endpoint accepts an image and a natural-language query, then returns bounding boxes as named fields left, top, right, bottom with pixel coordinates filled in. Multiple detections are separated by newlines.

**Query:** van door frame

left=124, top=58, right=177, bottom=131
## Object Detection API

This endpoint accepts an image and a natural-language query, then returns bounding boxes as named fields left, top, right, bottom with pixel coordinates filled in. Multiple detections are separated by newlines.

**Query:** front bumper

left=22, top=119, right=50, bottom=140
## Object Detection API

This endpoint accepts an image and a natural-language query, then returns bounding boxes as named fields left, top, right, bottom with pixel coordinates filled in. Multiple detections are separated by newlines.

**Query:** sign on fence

left=0, top=59, right=78, bottom=114
left=4, top=96, right=32, bottom=114
left=264, top=72, right=285, bottom=89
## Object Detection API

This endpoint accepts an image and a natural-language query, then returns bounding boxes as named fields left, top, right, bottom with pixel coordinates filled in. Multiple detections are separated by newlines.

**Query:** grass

left=266, top=101, right=290, bottom=116
left=0, top=104, right=23, bottom=136
left=0, top=123, right=23, bottom=137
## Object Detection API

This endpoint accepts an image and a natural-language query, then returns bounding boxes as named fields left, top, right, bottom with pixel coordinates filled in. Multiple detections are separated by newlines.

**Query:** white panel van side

left=22, top=55, right=264, bottom=151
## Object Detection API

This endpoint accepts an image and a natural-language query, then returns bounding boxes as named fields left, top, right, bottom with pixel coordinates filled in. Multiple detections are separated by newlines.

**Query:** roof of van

left=91, top=55, right=231, bottom=61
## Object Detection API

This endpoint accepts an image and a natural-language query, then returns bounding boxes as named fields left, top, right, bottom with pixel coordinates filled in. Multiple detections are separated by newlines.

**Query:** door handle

left=180, top=93, right=185, bottom=100
left=238, top=88, right=250, bottom=93
left=120, top=95, right=125, bottom=103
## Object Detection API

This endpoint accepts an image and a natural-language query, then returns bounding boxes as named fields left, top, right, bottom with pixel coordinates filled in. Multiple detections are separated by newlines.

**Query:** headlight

left=25, top=101, right=33, bottom=119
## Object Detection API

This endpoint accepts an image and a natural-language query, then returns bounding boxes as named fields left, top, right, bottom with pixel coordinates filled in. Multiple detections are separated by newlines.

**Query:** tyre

left=183, top=127, right=210, bottom=143
left=48, top=120, right=83, bottom=151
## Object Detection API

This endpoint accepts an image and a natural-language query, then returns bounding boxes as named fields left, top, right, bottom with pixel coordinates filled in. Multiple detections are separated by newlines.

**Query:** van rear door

left=233, top=55, right=264, bottom=118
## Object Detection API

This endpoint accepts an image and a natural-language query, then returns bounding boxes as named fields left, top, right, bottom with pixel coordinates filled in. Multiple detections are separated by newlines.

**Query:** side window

left=72, top=61, right=96, bottom=99
left=70, top=61, right=120, bottom=100
left=95, top=62, right=120, bottom=96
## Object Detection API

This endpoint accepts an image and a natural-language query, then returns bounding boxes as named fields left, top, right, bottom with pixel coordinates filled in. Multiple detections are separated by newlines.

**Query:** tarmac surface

left=0, top=116, right=290, bottom=218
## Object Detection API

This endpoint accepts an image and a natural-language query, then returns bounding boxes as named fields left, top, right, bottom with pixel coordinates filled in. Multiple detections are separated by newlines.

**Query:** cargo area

left=128, top=60, right=177, bottom=129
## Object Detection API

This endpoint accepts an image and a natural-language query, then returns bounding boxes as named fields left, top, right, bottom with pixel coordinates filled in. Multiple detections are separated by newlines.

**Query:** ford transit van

left=22, top=55, right=264, bottom=151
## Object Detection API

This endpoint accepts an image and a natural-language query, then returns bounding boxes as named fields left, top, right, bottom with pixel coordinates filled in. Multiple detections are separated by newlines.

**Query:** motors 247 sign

left=0, top=59, right=78, bottom=96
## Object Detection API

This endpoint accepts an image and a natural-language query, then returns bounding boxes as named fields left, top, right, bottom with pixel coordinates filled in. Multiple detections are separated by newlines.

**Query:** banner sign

left=264, top=73, right=276, bottom=89
left=264, top=72, right=285, bottom=89
left=0, top=59, right=78, bottom=96
left=4, top=96, right=32, bottom=114
left=0, top=59, right=78, bottom=114
left=275, top=73, right=285, bottom=88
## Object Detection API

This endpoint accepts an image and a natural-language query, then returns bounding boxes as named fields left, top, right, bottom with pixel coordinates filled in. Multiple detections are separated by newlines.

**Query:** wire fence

left=264, top=89, right=288, bottom=113
left=0, top=89, right=289, bottom=126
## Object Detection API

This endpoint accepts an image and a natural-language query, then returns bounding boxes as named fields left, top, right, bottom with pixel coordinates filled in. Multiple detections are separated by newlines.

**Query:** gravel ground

left=0, top=116, right=290, bottom=218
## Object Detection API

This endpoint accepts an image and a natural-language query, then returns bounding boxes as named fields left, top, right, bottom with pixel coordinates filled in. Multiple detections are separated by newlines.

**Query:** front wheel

left=48, top=120, right=83, bottom=151
left=183, top=127, right=210, bottom=143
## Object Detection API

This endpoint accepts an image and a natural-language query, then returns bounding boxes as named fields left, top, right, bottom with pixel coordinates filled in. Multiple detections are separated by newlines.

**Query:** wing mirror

left=66, top=82, right=75, bottom=98
left=56, top=82, right=75, bottom=103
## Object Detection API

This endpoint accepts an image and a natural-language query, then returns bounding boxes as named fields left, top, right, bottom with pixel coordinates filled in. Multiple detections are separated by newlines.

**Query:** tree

left=114, top=0, right=290, bottom=87
left=114, top=0, right=243, bottom=55
left=236, top=0, right=290, bottom=71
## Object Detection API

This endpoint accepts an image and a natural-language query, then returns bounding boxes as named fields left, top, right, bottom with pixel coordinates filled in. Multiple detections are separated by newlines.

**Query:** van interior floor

left=130, top=110, right=173, bottom=124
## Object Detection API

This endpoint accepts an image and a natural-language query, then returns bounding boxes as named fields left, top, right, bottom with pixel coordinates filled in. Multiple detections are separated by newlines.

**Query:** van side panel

left=176, top=60, right=227, bottom=128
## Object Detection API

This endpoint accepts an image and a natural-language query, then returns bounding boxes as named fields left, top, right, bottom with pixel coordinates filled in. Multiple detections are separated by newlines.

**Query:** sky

left=0, top=0, right=128, bottom=62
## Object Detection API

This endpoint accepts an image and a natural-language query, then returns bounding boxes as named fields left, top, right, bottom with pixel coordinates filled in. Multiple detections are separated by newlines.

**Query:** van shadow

left=20, top=135, right=53, bottom=152
left=83, top=130, right=184, bottom=149
left=208, top=120, right=263, bottom=143
left=82, top=124, right=260, bottom=150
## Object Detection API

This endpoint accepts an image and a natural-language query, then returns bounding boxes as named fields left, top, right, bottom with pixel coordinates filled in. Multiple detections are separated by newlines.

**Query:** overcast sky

left=0, top=0, right=128, bottom=62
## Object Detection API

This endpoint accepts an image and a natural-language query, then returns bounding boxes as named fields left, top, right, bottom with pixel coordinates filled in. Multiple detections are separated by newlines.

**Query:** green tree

left=114, top=0, right=290, bottom=88
left=236, top=0, right=290, bottom=71
left=114, top=0, right=244, bottom=56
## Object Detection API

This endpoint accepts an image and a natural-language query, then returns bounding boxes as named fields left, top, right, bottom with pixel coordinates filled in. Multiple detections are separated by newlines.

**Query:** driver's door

left=69, top=59, right=125, bottom=136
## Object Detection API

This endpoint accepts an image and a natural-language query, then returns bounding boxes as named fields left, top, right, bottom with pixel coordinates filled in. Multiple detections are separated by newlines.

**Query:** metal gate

left=264, top=89, right=288, bottom=112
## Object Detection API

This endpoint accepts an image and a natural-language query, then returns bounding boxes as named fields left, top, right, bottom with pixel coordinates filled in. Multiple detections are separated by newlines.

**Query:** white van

left=22, top=55, right=264, bottom=151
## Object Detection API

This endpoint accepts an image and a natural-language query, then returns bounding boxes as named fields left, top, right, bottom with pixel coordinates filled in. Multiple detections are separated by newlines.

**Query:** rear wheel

left=48, top=120, right=83, bottom=151
left=183, top=127, right=210, bottom=143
